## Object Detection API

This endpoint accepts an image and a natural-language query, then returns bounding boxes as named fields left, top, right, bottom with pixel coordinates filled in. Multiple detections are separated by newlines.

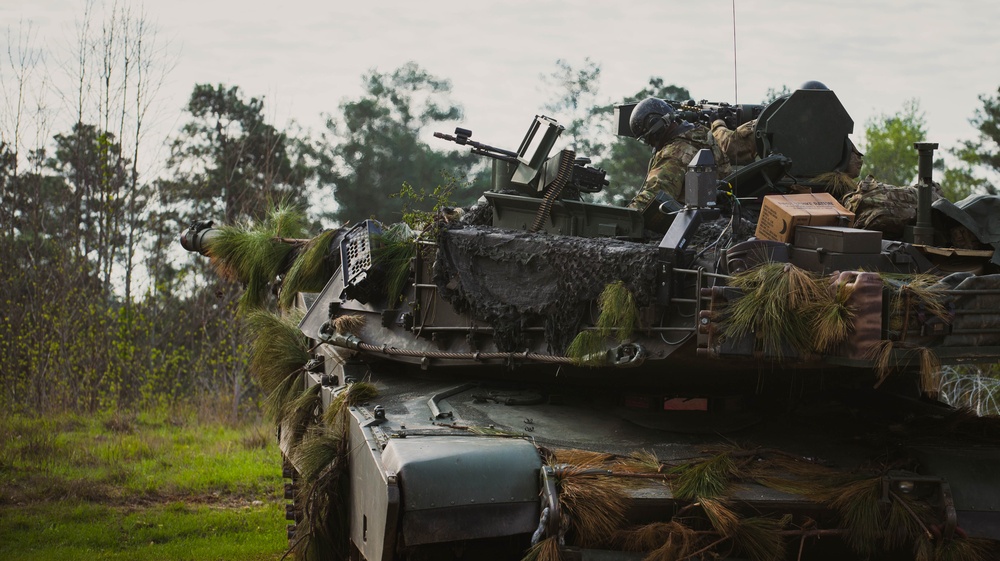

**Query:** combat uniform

left=711, top=119, right=757, bottom=166
left=628, top=125, right=732, bottom=210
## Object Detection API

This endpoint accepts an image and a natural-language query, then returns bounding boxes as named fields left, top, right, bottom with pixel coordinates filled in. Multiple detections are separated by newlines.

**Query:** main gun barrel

left=180, top=220, right=219, bottom=256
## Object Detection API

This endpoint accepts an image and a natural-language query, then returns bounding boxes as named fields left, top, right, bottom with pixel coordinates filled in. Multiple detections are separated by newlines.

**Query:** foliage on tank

left=207, top=205, right=310, bottom=314
left=526, top=445, right=993, bottom=561
left=566, top=281, right=639, bottom=365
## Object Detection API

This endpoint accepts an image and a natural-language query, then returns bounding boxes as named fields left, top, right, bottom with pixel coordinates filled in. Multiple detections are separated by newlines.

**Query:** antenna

left=731, top=0, right=739, bottom=105
left=729, top=0, right=742, bottom=235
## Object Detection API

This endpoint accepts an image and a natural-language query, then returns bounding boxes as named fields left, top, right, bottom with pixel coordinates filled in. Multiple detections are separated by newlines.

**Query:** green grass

left=0, top=501, right=284, bottom=561
left=0, top=407, right=287, bottom=560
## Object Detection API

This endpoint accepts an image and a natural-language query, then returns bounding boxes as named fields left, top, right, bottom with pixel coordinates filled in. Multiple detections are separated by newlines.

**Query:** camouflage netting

left=458, top=195, right=495, bottom=227
left=433, top=225, right=660, bottom=353
left=690, top=214, right=757, bottom=262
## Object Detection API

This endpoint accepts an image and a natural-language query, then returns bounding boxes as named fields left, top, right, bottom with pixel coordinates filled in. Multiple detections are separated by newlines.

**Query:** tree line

left=2, top=7, right=999, bottom=418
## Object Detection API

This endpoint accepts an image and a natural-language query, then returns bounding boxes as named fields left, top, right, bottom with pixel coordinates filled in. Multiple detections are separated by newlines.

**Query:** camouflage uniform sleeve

left=711, top=136, right=732, bottom=180
left=711, top=119, right=756, bottom=165
left=628, top=146, right=686, bottom=210
left=694, top=126, right=732, bottom=180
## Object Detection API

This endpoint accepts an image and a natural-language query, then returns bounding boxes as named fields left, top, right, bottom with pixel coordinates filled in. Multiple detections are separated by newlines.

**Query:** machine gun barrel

left=434, top=128, right=519, bottom=163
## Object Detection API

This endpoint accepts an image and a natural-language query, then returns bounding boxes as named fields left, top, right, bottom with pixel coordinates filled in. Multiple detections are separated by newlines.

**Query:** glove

left=716, top=106, right=737, bottom=129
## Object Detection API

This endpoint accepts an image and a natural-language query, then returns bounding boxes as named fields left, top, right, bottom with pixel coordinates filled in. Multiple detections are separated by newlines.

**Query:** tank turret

left=182, top=86, right=1000, bottom=561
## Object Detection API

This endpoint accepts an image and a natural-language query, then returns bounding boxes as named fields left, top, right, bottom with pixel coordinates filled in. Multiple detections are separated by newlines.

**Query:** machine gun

left=433, top=127, right=520, bottom=163
left=669, top=99, right=764, bottom=129
left=613, top=100, right=763, bottom=137
left=568, top=157, right=610, bottom=194
left=435, top=117, right=608, bottom=198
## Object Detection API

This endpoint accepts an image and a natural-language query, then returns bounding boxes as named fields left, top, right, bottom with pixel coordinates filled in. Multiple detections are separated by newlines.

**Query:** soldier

left=627, top=97, right=731, bottom=210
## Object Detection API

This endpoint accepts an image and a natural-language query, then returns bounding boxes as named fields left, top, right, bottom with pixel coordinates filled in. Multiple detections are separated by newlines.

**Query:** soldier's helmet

left=800, top=80, right=828, bottom=90
left=630, top=97, right=675, bottom=140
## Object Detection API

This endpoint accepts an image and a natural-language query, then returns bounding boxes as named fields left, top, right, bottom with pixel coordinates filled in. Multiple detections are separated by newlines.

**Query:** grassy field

left=0, top=405, right=288, bottom=561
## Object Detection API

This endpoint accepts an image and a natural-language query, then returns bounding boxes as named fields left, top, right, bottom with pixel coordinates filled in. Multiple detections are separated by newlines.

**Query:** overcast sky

left=6, top=0, right=1000, bottom=169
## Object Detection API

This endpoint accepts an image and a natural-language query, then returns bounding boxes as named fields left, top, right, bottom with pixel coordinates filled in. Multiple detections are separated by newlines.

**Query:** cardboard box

left=755, top=193, right=855, bottom=243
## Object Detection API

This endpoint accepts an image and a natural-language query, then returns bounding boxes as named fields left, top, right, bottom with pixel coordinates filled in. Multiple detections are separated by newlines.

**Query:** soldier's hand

left=717, top=106, right=737, bottom=129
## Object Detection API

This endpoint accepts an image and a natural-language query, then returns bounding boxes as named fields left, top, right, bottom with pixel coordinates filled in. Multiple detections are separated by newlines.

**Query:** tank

left=182, top=86, right=1000, bottom=561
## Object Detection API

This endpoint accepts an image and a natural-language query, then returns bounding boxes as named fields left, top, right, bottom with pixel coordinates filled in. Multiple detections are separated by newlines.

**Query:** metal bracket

left=609, top=343, right=646, bottom=367
left=539, top=466, right=561, bottom=543
left=427, top=383, right=476, bottom=420
left=882, top=473, right=957, bottom=539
